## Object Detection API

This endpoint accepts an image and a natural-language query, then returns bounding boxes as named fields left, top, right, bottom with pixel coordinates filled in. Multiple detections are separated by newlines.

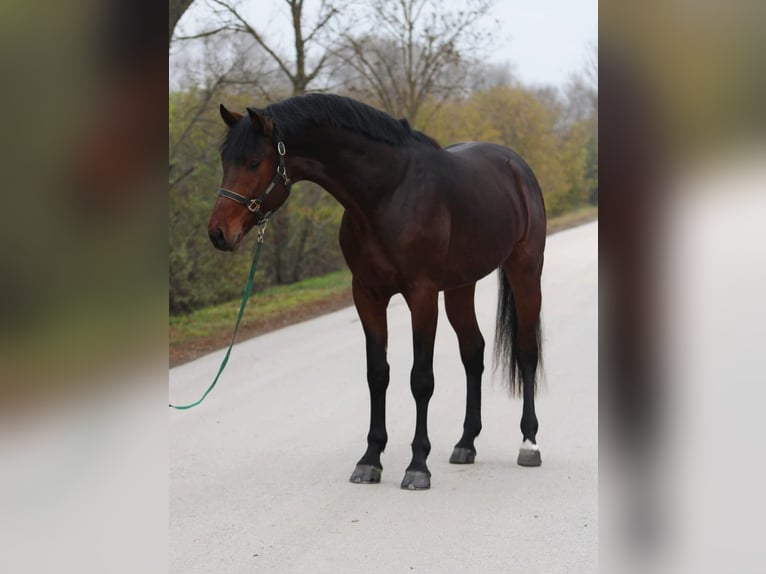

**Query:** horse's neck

left=286, top=129, right=409, bottom=214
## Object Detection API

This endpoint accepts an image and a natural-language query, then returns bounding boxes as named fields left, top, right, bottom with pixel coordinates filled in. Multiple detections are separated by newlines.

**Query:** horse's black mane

left=221, top=93, right=439, bottom=162
left=267, top=93, right=440, bottom=147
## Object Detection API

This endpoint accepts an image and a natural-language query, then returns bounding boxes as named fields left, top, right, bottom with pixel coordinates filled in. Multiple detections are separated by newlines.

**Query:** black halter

left=216, top=140, right=292, bottom=224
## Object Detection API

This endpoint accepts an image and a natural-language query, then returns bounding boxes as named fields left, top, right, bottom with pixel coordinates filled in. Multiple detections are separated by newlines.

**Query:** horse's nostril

left=209, top=225, right=227, bottom=249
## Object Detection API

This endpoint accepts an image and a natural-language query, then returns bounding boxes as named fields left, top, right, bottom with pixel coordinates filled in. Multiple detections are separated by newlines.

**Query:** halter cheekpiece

left=216, top=137, right=292, bottom=224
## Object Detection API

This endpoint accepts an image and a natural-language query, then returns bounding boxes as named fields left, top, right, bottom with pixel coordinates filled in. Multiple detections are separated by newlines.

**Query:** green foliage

left=171, top=90, right=255, bottom=314
left=425, top=85, right=595, bottom=218
left=170, top=269, right=351, bottom=342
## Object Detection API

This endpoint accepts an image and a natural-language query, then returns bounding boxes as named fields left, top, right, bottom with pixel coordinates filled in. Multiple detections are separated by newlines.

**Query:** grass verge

left=170, top=206, right=597, bottom=367
left=170, top=270, right=352, bottom=366
left=546, top=204, right=599, bottom=234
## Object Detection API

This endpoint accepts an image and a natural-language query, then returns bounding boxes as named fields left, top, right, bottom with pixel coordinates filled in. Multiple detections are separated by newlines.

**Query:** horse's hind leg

left=503, top=254, right=544, bottom=467
left=349, top=278, right=391, bottom=485
left=445, top=283, right=485, bottom=464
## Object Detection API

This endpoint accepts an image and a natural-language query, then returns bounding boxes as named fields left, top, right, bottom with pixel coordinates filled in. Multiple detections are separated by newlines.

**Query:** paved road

left=170, top=221, right=597, bottom=574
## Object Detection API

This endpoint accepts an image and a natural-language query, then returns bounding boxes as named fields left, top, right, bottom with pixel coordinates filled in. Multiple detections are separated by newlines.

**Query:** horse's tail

left=494, top=270, right=542, bottom=397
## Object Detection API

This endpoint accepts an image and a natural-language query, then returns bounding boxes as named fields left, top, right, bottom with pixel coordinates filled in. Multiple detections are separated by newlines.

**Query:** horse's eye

left=249, top=159, right=260, bottom=169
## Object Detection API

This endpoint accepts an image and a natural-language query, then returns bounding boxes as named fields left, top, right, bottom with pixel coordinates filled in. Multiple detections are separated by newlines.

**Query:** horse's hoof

left=449, top=446, right=476, bottom=464
left=349, top=464, right=382, bottom=484
left=400, top=469, right=431, bottom=490
left=517, top=440, right=542, bottom=467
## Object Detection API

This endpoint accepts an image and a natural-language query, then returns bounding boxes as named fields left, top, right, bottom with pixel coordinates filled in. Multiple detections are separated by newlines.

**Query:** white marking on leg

left=520, top=439, right=539, bottom=451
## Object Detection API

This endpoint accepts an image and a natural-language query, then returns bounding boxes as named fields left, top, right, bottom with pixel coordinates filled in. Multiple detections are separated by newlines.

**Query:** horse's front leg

left=349, top=278, right=391, bottom=484
left=401, top=287, right=439, bottom=490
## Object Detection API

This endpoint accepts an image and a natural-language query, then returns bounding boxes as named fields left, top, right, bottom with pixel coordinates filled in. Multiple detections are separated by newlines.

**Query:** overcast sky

left=175, top=0, right=597, bottom=90
left=486, top=0, right=597, bottom=87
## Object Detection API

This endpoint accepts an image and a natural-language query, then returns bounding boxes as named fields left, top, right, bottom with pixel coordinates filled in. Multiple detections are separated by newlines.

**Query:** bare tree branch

left=174, top=26, right=233, bottom=41
left=209, top=0, right=296, bottom=83
left=169, top=165, right=195, bottom=189
left=304, top=3, right=339, bottom=45
left=306, top=52, right=330, bottom=84
left=169, top=0, right=195, bottom=43
left=334, top=0, right=495, bottom=122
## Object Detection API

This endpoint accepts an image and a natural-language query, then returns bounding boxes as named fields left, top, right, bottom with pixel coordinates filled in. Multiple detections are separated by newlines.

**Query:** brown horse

left=208, top=94, right=546, bottom=490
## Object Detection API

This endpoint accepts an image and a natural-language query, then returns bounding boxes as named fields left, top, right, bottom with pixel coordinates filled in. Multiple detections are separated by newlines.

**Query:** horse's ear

left=220, top=104, right=242, bottom=127
left=247, top=107, right=273, bottom=137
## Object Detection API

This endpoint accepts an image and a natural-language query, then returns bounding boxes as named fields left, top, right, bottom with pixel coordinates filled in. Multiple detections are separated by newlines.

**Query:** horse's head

left=208, top=104, right=292, bottom=251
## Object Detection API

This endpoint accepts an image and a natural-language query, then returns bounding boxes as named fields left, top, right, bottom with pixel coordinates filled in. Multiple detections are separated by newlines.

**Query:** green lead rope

left=169, top=223, right=267, bottom=410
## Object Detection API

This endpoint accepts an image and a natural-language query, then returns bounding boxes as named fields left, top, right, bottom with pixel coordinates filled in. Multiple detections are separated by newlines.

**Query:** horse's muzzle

left=209, top=225, right=237, bottom=251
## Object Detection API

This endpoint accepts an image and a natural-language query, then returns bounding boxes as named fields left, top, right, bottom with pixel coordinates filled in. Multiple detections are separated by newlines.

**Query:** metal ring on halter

left=247, top=198, right=262, bottom=213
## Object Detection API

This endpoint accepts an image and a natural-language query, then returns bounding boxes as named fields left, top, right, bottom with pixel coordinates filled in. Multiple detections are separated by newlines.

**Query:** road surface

left=170, top=221, right=597, bottom=573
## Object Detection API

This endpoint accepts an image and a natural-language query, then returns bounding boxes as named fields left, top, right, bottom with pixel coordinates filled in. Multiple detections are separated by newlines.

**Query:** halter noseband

left=216, top=139, right=292, bottom=224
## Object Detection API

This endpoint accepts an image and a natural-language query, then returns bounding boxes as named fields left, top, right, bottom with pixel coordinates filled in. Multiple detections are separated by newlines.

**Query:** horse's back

left=402, top=141, right=545, bottom=287
left=442, top=141, right=546, bottom=243
left=446, top=142, right=541, bottom=195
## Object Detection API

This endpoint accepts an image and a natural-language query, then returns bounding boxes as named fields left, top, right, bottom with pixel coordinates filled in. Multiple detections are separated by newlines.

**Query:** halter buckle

left=247, top=198, right=261, bottom=213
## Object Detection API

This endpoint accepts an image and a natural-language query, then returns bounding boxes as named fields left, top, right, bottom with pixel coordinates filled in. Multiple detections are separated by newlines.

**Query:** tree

left=564, top=45, right=598, bottom=204
left=170, top=32, right=275, bottom=190
left=564, top=47, right=598, bottom=129
left=425, top=85, right=592, bottom=217
left=333, top=0, right=495, bottom=125
left=170, top=0, right=195, bottom=43
left=176, top=0, right=344, bottom=97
